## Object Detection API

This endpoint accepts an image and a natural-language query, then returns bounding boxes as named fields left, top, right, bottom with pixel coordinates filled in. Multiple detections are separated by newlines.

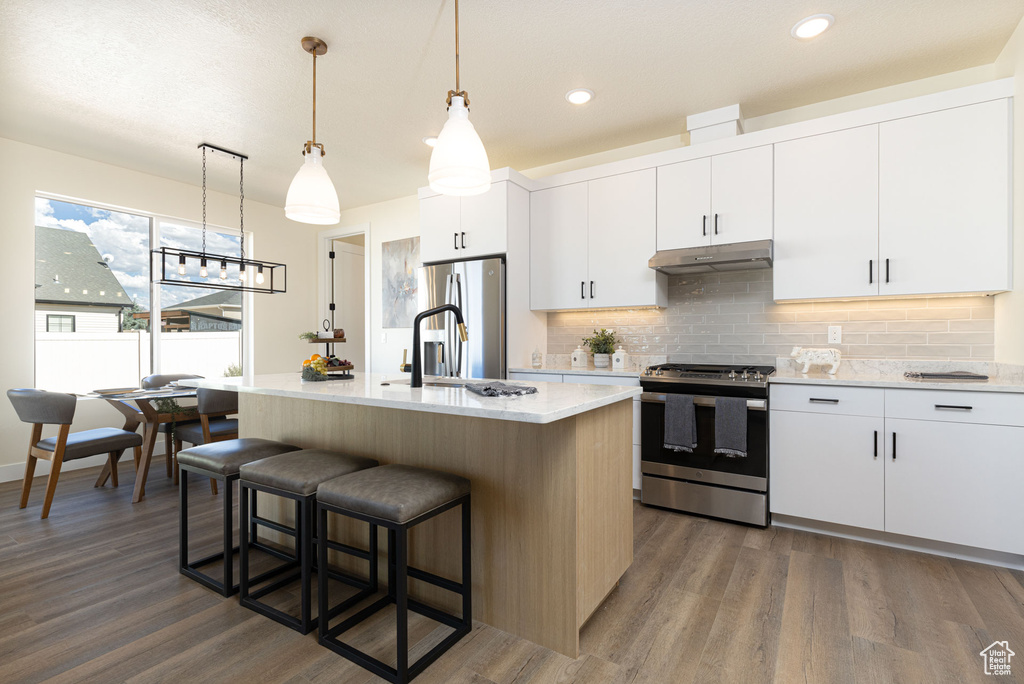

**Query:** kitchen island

left=184, top=372, right=638, bottom=657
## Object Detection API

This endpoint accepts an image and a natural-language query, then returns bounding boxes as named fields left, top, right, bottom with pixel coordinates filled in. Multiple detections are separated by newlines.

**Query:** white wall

left=0, top=136, right=319, bottom=479
left=335, top=195, right=421, bottom=375
left=994, top=15, right=1024, bottom=364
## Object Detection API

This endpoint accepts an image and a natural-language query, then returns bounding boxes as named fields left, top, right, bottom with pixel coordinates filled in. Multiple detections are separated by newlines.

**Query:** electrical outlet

left=381, top=332, right=388, bottom=344
left=828, top=325, right=842, bottom=344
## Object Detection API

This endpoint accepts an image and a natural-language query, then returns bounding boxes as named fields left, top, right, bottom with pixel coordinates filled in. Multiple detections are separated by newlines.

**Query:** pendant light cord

left=447, top=0, right=468, bottom=107
left=201, top=145, right=207, bottom=255
left=239, top=157, right=245, bottom=262
left=312, top=50, right=317, bottom=148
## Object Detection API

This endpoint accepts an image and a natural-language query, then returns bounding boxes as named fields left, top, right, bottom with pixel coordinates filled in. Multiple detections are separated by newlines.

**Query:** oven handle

left=641, top=392, right=766, bottom=411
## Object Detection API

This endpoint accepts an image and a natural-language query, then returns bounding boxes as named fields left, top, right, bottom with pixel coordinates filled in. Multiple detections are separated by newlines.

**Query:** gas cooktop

left=640, top=363, right=776, bottom=389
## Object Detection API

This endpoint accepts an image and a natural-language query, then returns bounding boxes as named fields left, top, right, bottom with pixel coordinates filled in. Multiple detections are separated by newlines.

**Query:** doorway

left=332, top=235, right=366, bottom=371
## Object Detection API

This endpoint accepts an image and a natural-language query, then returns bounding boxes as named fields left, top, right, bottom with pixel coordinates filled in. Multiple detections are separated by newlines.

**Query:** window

left=34, top=196, right=249, bottom=392
left=46, top=314, right=75, bottom=332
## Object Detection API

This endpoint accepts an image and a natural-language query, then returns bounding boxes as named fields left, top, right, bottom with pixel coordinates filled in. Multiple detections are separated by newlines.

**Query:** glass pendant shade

left=428, top=96, right=490, bottom=196
left=285, top=146, right=340, bottom=225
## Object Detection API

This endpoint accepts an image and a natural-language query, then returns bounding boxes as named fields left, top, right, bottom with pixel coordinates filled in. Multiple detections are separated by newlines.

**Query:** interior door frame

left=317, top=224, right=371, bottom=372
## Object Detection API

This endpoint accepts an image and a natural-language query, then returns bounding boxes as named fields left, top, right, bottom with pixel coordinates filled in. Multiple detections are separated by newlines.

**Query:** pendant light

left=285, top=37, right=341, bottom=224
left=428, top=0, right=491, bottom=196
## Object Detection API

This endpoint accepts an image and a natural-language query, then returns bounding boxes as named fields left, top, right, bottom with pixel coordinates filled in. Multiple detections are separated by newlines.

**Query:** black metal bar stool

left=316, top=464, right=472, bottom=684
left=238, top=449, right=380, bottom=634
left=177, top=438, right=300, bottom=596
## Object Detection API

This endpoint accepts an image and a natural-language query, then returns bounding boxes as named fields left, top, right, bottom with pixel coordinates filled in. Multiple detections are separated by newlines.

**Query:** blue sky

left=36, top=198, right=241, bottom=309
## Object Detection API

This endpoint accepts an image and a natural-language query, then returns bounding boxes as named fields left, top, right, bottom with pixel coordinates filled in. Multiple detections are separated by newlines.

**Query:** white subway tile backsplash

left=546, top=270, right=994, bottom=363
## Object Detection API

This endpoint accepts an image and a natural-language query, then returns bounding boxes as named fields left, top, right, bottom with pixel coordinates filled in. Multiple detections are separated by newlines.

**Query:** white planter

left=593, top=353, right=610, bottom=368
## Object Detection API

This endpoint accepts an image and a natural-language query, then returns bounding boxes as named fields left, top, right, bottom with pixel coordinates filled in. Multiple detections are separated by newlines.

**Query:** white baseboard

left=772, top=514, right=1024, bottom=571
left=0, top=445, right=169, bottom=484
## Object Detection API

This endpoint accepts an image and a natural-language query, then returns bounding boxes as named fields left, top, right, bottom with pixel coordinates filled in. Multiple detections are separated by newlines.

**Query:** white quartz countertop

left=508, top=365, right=642, bottom=379
left=771, top=367, right=1024, bottom=394
left=182, top=372, right=640, bottom=424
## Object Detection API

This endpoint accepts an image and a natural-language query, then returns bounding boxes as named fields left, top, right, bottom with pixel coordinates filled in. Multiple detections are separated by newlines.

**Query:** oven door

left=640, top=392, right=767, bottom=491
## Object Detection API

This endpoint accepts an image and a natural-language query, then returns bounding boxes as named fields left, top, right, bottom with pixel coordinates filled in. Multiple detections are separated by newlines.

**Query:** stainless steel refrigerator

left=418, top=257, right=505, bottom=380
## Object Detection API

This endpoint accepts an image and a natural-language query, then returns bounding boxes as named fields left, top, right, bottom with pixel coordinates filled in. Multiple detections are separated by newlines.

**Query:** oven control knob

left=655, top=369, right=664, bottom=376
left=643, top=368, right=651, bottom=376
left=741, top=371, right=749, bottom=381
left=728, top=371, right=737, bottom=380
left=753, top=371, right=762, bottom=381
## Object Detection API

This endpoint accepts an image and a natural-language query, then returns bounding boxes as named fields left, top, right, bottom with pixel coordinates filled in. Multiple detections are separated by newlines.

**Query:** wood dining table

left=90, top=387, right=199, bottom=503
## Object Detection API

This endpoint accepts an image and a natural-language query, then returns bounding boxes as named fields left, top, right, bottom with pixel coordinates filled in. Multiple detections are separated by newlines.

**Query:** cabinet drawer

left=770, top=383, right=884, bottom=417
left=885, top=389, right=1024, bottom=427
left=567, top=375, right=641, bottom=387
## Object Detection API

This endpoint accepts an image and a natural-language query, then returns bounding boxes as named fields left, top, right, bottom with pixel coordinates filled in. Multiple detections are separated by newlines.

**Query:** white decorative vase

left=593, top=353, right=610, bottom=368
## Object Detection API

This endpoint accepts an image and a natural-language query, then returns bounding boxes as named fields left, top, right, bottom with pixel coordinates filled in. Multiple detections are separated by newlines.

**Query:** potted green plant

left=582, top=328, right=617, bottom=368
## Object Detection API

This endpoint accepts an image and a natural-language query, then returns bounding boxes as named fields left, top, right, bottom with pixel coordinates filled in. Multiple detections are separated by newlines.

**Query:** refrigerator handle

left=455, top=273, right=464, bottom=376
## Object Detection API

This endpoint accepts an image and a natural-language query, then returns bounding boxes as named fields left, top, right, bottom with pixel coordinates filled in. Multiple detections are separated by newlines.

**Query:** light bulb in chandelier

left=256, top=265, right=265, bottom=285
left=220, top=260, right=228, bottom=280
left=178, top=254, right=187, bottom=276
left=200, top=258, right=208, bottom=278
left=239, top=262, right=247, bottom=283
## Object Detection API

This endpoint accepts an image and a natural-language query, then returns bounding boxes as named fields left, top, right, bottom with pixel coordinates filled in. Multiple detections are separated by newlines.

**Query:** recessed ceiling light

left=791, top=14, right=834, bottom=39
left=565, top=88, right=594, bottom=105
left=422, top=136, right=438, bottom=147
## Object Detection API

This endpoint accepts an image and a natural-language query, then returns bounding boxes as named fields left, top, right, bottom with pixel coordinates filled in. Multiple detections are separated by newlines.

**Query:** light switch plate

left=381, top=332, right=388, bottom=344
left=828, top=326, right=842, bottom=344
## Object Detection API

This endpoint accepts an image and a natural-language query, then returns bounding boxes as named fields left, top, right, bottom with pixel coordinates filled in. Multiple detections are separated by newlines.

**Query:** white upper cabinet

left=709, top=145, right=774, bottom=244
left=879, top=99, right=1011, bottom=296
left=420, top=181, right=510, bottom=264
left=531, top=171, right=666, bottom=311
left=530, top=183, right=590, bottom=310
left=774, top=125, right=880, bottom=301
left=657, top=146, right=773, bottom=250
left=419, top=193, right=461, bottom=263
left=656, top=158, right=711, bottom=250
left=588, top=170, right=661, bottom=308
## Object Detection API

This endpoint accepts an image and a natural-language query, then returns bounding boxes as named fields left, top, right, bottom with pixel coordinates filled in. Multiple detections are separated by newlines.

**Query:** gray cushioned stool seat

left=240, top=449, right=379, bottom=496
left=176, top=438, right=299, bottom=476
left=176, top=419, right=239, bottom=445
left=317, top=464, right=470, bottom=523
left=36, top=427, right=143, bottom=461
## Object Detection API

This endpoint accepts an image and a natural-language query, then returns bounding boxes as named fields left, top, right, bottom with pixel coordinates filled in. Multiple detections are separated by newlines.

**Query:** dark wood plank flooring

left=1, top=467, right=1022, bottom=683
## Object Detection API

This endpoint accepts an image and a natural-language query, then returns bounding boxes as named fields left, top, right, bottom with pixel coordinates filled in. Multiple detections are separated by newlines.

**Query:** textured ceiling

left=1, top=0, right=1021, bottom=211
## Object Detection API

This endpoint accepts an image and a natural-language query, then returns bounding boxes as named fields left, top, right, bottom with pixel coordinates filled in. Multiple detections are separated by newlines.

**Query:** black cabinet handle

left=885, top=258, right=890, bottom=283
left=702, top=215, right=707, bottom=236
left=935, top=404, right=973, bottom=411
left=892, top=432, right=896, bottom=461
left=581, top=281, right=585, bottom=299
left=461, top=232, right=466, bottom=249
left=454, top=232, right=459, bottom=250
left=869, top=260, right=873, bottom=284
left=809, top=398, right=840, bottom=404
left=873, top=430, right=878, bottom=458
left=714, top=213, right=719, bottom=235
left=590, top=281, right=595, bottom=299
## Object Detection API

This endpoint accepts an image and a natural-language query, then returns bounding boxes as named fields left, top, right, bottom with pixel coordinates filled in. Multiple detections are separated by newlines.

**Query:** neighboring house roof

left=35, top=226, right=130, bottom=307
left=175, top=290, right=242, bottom=310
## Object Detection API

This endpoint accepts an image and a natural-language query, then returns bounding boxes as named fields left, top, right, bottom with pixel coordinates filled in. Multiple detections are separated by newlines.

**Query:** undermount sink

left=384, top=377, right=466, bottom=388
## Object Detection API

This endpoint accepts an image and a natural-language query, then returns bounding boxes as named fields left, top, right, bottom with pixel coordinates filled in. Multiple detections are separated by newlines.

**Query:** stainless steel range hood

left=648, top=239, right=773, bottom=275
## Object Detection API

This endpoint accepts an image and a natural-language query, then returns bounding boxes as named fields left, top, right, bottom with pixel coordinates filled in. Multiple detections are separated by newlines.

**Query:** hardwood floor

left=1, top=467, right=1022, bottom=683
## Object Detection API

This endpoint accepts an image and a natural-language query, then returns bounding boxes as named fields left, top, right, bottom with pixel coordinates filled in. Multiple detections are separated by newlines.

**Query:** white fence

left=36, top=331, right=241, bottom=394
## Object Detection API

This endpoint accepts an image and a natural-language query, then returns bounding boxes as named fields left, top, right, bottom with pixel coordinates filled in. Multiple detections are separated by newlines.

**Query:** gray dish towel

left=714, top=397, right=747, bottom=458
left=664, top=394, right=696, bottom=452
left=465, top=382, right=538, bottom=397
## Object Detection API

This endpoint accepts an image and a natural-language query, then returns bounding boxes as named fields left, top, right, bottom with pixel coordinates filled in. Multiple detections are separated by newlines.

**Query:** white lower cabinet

left=770, top=410, right=884, bottom=531
left=884, top=418, right=1024, bottom=555
left=770, top=384, right=1024, bottom=555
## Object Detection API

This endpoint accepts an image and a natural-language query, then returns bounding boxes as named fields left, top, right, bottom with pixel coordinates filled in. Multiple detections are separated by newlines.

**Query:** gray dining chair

left=174, top=388, right=239, bottom=494
left=8, top=389, right=144, bottom=518
left=141, top=373, right=202, bottom=479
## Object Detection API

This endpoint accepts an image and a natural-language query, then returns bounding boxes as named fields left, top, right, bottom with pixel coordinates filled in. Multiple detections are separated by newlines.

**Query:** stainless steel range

left=639, top=363, right=774, bottom=527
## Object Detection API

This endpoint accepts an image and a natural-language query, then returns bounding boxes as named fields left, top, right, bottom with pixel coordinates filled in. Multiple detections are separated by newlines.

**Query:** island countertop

left=182, top=372, right=640, bottom=424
